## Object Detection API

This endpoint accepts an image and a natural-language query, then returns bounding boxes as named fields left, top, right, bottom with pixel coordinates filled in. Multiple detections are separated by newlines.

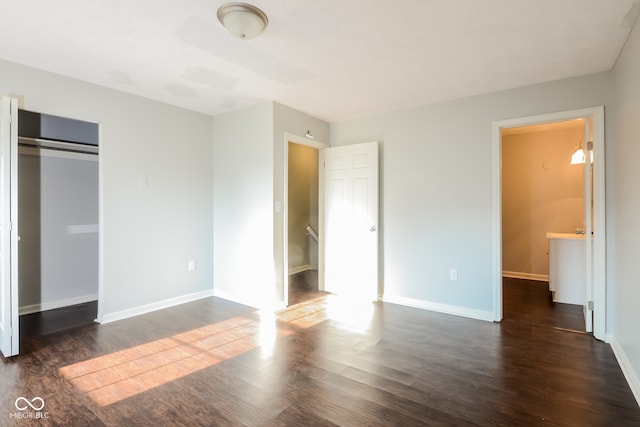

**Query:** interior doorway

left=493, top=107, right=606, bottom=340
left=501, top=119, right=587, bottom=331
left=283, top=133, right=328, bottom=307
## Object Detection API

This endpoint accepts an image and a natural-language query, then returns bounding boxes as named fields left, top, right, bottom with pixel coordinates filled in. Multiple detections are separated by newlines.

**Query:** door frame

left=15, top=102, right=104, bottom=325
left=492, top=106, right=606, bottom=340
left=282, top=132, right=328, bottom=307
left=1, top=96, right=19, bottom=356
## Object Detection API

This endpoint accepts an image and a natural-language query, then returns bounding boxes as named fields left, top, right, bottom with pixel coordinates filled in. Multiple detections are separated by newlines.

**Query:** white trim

left=383, top=295, right=495, bottom=322
left=608, top=335, right=640, bottom=407
left=96, top=121, right=104, bottom=323
left=492, top=107, right=606, bottom=339
left=502, top=271, right=549, bottom=282
left=19, top=293, right=98, bottom=315
left=99, top=289, right=213, bottom=324
left=288, top=264, right=311, bottom=275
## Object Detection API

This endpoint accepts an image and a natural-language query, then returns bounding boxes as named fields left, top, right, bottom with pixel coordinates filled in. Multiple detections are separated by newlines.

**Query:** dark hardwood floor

left=1, top=288, right=638, bottom=426
left=20, top=301, right=98, bottom=337
left=502, top=277, right=586, bottom=332
left=289, top=269, right=328, bottom=306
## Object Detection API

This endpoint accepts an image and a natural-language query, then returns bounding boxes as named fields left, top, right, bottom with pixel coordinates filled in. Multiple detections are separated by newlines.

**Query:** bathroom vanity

left=547, top=232, right=586, bottom=305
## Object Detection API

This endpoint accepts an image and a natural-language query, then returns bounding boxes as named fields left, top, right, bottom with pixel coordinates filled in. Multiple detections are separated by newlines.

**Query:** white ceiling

left=0, top=1, right=638, bottom=122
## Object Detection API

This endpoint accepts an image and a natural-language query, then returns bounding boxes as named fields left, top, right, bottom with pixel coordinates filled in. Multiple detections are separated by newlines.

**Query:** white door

left=0, top=96, right=19, bottom=357
left=322, top=142, right=379, bottom=301
left=583, top=119, right=594, bottom=333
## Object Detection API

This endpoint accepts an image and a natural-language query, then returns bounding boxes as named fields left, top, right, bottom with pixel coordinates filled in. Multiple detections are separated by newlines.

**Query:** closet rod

left=18, top=136, right=98, bottom=155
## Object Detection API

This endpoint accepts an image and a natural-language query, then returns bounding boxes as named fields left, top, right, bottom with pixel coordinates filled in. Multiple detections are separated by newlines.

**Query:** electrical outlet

left=449, top=269, right=458, bottom=281
left=188, top=260, right=196, bottom=271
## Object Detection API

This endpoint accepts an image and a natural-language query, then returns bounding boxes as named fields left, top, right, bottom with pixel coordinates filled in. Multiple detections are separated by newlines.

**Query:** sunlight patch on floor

left=60, top=294, right=373, bottom=406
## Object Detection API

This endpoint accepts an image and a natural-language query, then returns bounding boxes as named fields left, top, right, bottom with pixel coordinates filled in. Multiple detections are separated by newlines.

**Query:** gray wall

left=212, top=103, right=274, bottom=307
left=611, top=15, right=640, bottom=400
left=0, top=58, right=214, bottom=320
left=330, top=72, right=613, bottom=317
left=212, top=101, right=328, bottom=308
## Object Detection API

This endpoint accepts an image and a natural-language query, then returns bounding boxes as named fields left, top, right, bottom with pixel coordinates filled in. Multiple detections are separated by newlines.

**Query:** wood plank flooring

left=20, top=301, right=98, bottom=337
left=1, top=287, right=638, bottom=426
left=502, top=277, right=586, bottom=332
left=288, top=269, right=327, bottom=306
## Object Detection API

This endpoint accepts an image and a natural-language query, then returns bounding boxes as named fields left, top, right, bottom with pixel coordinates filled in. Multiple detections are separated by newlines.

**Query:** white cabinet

left=547, top=233, right=585, bottom=306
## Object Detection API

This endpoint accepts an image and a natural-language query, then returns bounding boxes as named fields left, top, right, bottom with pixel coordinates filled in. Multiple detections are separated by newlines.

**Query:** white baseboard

left=608, top=334, right=640, bottom=407
left=288, top=264, right=311, bottom=275
left=502, top=271, right=549, bottom=282
left=382, top=295, right=495, bottom=322
left=19, top=293, right=99, bottom=315
left=98, top=289, right=213, bottom=324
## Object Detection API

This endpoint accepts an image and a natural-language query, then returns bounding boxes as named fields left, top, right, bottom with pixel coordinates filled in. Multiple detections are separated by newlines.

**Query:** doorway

left=283, top=133, right=328, bottom=307
left=287, top=141, right=323, bottom=305
left=493, top=107, right=606, bottom=340
left=501, top=120, right=587, bottom=331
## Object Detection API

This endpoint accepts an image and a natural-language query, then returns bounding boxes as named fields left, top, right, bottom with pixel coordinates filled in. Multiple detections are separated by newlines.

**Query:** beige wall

left=287, top=143, right=319, bottom=271
left=502, top=126, right=585, bottom=277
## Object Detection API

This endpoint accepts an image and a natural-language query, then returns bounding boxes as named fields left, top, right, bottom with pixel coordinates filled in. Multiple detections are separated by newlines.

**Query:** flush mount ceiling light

left=217, top=3, right=268, bottom=40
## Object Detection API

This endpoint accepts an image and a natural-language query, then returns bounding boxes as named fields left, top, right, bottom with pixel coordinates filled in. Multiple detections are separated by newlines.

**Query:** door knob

left=369, top=226, right=376, bottom=232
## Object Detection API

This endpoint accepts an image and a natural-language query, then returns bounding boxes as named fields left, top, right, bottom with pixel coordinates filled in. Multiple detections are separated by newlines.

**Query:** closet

left=17, top=109, right=99, bottom=322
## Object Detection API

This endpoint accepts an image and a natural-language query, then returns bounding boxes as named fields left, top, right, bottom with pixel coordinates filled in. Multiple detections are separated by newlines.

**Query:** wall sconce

left=304, top=127, right=314, bottom=139
left=570, top=141, right=585, bottom=165
left=570, top=140, right=594, bottom=165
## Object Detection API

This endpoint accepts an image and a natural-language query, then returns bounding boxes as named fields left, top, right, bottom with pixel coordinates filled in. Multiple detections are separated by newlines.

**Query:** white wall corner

left=608, top=334, right=640, bottom=407
left=382, top=295, right=495, bottom=322
left=99, top=289, right=214, bottom=324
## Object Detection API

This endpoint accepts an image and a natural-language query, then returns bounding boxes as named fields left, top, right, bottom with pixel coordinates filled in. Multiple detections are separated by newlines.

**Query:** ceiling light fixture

left=217, top=3, right=268, bottom=40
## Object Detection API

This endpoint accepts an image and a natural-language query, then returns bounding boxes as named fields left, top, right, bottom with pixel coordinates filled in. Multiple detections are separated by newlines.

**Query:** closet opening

left=17, top=109, right=99, bottom=337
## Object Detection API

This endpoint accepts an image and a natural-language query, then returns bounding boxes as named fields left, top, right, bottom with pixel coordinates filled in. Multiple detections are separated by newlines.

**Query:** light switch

left=139, top=176, right=149, bottom=190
